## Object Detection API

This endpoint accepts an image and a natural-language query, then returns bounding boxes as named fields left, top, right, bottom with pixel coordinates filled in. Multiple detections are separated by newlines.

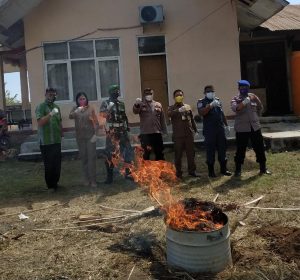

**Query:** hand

left=107, top=102, right=114, bottom=110
left=225, top=126, right=230, bottom=137
left=135, top=98, right=142, bottom=105
left=184, top=104, right=191, bottom=111
left=75, top=106, right=84, bottom=113
left=178, top=106, right=186, bottom=113
left=90, top=134, right=97, bottom=143
left=49, top=108, right=59, bottom=117
left=210, top=99, right=219, bottom=108
left=242, top=97, right=250, bottom=106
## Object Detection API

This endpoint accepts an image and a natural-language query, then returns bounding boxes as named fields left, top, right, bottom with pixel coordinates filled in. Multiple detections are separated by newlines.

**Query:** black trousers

left=234, top=128, right=266, bottom=165
left=139, top=133, right=165, bottom=160
left=204, top=128, right=227, bottom=165
left=40, top=143, right=61, bottom=188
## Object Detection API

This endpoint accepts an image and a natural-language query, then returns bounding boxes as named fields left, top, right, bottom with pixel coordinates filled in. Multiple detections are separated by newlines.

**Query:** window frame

left=43, top=38, right=122, bottom=103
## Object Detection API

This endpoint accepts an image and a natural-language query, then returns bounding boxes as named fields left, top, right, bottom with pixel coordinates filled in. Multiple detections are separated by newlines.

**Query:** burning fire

left=97, top=114, right=225, bottom=232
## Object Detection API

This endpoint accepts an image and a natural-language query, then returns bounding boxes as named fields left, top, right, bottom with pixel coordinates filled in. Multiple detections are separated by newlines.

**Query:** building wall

left=24, top=0, right=241, bottom=129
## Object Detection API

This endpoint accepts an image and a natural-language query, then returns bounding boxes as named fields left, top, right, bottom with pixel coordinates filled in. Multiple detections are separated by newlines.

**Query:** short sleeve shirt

left=35, top=102, right=62, bottom=145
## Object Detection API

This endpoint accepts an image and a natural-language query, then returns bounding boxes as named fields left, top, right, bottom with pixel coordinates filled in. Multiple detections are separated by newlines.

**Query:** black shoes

left=259, top=169, right=272, bottom=175
left=221, top=170, right=232, bottom=176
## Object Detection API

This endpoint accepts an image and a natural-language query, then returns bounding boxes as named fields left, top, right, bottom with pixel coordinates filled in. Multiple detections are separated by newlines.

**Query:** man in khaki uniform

left=168, top=89, right=199, bottom=179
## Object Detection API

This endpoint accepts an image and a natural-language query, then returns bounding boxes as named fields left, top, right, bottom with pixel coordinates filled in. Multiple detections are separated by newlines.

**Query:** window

left=245, top=60, right=265, bottom=88
left=138, top=36, right=165, bottom=54
left=44, top=39, right=121, bottom=101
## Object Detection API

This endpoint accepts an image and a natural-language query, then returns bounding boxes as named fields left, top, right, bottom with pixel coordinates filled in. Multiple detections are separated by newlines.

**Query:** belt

left=109, top=123, right=124, bottom=128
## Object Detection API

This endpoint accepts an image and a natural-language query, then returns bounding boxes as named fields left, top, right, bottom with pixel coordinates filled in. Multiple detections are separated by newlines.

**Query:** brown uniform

left=168, top=103, right=198, bottom=177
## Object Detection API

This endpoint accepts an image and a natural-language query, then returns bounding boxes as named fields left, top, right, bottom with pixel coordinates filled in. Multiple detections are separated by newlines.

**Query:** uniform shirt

left=231, top=93, right=263, bottom=132
left=100, top=98, right=129, bottom=128
left=35, top=101, right=62, bottom=145
left=69, top=105, right=97, bottom=140
left=133, top=100, right=167, bottom=135
left=168, top=103, right=197, bottom=139
left=197, top=97, right=225, bottom=134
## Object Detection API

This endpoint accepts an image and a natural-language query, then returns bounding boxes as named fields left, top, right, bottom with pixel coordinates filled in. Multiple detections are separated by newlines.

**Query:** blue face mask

left=239, top=88, right=249, bottom=96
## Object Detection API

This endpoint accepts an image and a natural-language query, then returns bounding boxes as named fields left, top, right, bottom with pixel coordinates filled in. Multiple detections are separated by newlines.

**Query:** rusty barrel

left=166, top=213, right=232, bottom=273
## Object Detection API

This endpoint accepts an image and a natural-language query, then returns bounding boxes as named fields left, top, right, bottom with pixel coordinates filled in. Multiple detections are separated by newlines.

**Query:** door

left=139, top=55, right=169, bottom=113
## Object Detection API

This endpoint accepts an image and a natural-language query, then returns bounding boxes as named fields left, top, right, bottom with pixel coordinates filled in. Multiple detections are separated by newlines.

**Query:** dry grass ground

left=0, top=147, right=299, bottom=280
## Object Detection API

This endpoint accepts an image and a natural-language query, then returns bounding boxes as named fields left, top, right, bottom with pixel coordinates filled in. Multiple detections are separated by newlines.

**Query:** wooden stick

left=243, top=195, right=264, bottom=206
left=74, top=213, right=139, bottom=224
left=244, top=206, right=300, bottom=211
left=213, top=193, right=219, bottom=203
left=127, top=265, right=136, bottom=280
left=0, top=203, right=64, bottom=219
left=98, top=204, right=142, bottom=213
left=33, top=220, right=119, bottom=231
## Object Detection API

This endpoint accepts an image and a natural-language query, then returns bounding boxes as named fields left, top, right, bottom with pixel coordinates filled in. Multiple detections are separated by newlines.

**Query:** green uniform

left=35, top=102, right=62, bottom=145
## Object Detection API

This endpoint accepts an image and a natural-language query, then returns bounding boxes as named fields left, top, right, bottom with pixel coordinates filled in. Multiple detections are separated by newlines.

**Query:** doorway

left=139, top=55, right=169, bottom=113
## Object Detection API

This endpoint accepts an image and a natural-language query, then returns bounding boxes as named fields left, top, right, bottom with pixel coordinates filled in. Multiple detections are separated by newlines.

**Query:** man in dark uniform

left=100, top=85, right=133, bottom=184
left=197, top=85, right=231, bottom=177
left=168, top=89, right=199, bottom=179
left=231, top=80, right=271, bottom=176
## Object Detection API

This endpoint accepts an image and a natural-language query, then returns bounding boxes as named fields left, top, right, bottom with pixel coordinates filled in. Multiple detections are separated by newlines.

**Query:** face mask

left=46, top=95, right=56, bottom=103
left=79, top=99, right=87, bottom=107
left=205, top=92, right=215, bottom=100
left=175, top=96, right=184, bottom=103
left=239, top=88, right=249, bottom=96
left=145, top=95, right=153, bottom=102
left=111, top=92, right=119, bottom=100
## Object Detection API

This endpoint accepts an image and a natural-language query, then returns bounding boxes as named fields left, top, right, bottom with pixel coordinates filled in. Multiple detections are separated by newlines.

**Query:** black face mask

left=110, top=92, right=119, bottom=100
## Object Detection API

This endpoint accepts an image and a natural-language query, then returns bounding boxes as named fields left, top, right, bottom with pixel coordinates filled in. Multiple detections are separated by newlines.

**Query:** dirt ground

left=0, top=143, right=300, bottom=279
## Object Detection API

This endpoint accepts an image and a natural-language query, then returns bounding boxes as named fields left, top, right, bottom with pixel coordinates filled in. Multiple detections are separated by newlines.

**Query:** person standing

left=231, top=80, right=271, bottom=176
left=100, top=85, right=133, bottom=184
left=35, top=88, right=62, bottom=190
left=69, top=92, right=99, bottom=187
left=168, top=89, right=199, bottom=179
left=197, top=85, right=231, bottom=177
left=133, top=88, right=167, bottom=160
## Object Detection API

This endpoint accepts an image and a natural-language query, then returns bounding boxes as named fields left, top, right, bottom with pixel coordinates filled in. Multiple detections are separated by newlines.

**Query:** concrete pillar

left=20, top=62, right=30, bottom=109
left=0, top=56, right=6, bottom=110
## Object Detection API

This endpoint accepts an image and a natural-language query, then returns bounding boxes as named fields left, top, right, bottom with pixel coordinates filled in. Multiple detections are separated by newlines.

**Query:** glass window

left=246, top=60, right=265, bottom=88
left=47, top=63, right=69, bottom=100
left=138, top=36, right=165, bottom=54
left=71, top=60, right=97, bottom=100
left=69, top=41, right=94, bottom=59
left=98, top=60, right=120, bottom=98
left=96, top=39, right=119, bottom=57
left=44, top=42, right=68, bottom=60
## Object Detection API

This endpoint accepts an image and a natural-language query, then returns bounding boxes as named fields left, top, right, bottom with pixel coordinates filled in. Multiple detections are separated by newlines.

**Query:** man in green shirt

left=35, top=88, right=62, bottom=190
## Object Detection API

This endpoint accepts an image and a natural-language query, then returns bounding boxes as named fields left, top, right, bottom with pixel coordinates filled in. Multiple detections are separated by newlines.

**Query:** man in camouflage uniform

left=100, top=85, right=133, bottom=184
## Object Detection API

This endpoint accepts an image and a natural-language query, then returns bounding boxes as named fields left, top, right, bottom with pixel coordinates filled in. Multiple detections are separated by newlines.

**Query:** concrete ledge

left=263, top=131, right=300, bottom=152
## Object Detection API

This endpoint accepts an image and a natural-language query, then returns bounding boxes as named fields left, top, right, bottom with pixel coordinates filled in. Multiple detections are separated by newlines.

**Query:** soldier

left=133, top=88, right=167, bottom=160
left=100, top=85, right=133, bottom=184
left=231, top=80, right=271, bottom=176
left=168, top=89, right=199, bottom=179
left=197, top=85, right=231, bottom=177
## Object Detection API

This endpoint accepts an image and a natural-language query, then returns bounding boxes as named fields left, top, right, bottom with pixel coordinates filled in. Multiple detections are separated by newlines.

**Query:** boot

left=104, top=162, right=114, bottom=184
left=234, top=163, right=241, bottom=177
left=259, top=162, right=272, bottom=175
left=208, top=164, right=216, bottom=178
left=220, top=161, right=232, bottom=176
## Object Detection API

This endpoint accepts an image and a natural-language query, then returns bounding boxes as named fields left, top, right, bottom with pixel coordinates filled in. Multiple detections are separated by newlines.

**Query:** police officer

left=197, top=85, right=231, bottom=177
left=100, top=85, right=133, bottom=184
left=168, top=89, right=199, bottom=179
left=231, top=80, right=271, bottom=176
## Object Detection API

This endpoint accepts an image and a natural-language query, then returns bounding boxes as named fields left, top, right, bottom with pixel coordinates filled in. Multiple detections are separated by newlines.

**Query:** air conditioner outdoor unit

left=139, top=5, right=164, bottom=24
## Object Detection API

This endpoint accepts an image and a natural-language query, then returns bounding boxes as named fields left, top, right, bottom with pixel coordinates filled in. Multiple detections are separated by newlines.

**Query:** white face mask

left=206, top=91, right=215, bottom=100
left=145, top=95, right=153, bottom=102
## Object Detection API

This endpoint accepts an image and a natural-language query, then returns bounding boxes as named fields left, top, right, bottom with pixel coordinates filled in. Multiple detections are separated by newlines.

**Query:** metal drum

left=166, top=213, right=232, bottom=273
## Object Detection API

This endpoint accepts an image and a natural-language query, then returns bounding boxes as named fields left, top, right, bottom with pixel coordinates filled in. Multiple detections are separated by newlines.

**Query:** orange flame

left=99, top=114, right=224, bottom=232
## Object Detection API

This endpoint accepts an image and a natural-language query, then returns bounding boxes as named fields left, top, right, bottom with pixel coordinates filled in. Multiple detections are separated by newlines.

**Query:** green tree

left=5, top=88, right=21, bottom=106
